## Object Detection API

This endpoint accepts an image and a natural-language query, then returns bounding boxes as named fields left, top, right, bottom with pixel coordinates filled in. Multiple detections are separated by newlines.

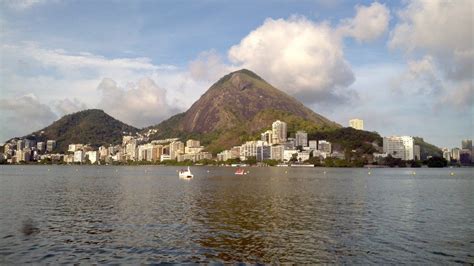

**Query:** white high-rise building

left=271, top=120, right=287, bottom=144
left=383, top=136, right=414, bottom=161
left=169, top=141, right=184, bottom=160
left=261, top=130, right=273, bottom=145
left=349, top=119, right=364, bottom=130
left=295, top=131, right=308, bottom=147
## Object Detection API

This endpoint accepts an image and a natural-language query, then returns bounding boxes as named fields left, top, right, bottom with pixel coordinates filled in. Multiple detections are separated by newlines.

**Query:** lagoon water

left=0, top=165, right=473, bottom=264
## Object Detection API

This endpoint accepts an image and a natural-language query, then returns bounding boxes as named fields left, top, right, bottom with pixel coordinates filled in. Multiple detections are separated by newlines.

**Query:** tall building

left=46, top=140, right=56, bottom=152
left=349, top=119, right=364, bottom=130
left=317, top=140, right=332, bottom=154
left=16, top=139, right=25, bottom=151
left=186, top=139, right=200, bottom=148
left=271, top=120, right=287, bottom=144
left=169, top=141, right=184, bottom=160
left=37, top=142, right=46, bottom=152
left=308, top=140, right=318, bottom=150
left=451, top=148, right=460, bottom=161
left=383, top=136, right=414, bottom=161
left=295, top=131, right=308, bottom=147
left=261, top=130, right=273, bottom=145
left=256, top=145, right=271, bottom=161
left=270, top=145, right=285, bottom=161
left=414, top=145, right=421, bottom=160
left=461, top=139, right=472, bottom=150
left=442, top=148, right=451, bottom=161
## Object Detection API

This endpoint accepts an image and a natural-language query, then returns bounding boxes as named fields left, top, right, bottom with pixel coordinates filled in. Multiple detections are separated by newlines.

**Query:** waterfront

left=0, top=166, right=472, bottom=264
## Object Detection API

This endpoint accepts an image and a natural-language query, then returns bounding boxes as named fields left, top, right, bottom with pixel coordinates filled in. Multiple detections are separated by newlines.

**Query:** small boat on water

left=235, top=168, right=248, bottom=175
left=178, top=167, right=193, bottom=179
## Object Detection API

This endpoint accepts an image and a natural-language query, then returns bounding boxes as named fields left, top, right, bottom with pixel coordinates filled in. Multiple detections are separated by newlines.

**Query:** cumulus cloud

left=390, top=0, right=474, bottom=108
left=0, top=94, right=58, bottom=141
left=393, top=55, right=443, bottom=95
left=228, top=16, right=355, bottom=104
left=338, top=2, right=390, bottom=42
left=189, top=50, right=234, bottom=83
left=96, top=78, right=180, bottom=128
left=53, top=98, right=88, bottom=115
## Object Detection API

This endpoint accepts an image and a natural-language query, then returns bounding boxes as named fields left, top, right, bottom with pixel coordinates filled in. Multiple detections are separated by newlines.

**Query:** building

left=442, top=148, right=451, bottom=161
left=74, top=150, right=84, bottom=163
left=46, top=140, right=56, bottom=152
left=261, top=130, right=273, bottom=145
left=177, top=152, right=212, bottom=162
left=295, top=131, right=308, bottom=147
left=16, top=139, right=25, bottom=151
left=349, top=119, right=364, bottom=130
left=271, top=120, right=287, bottom=144
left=459, top=149, right=472, bottom=165
left=86, top=151, right=99, bottom=164
left=383, top=136, right=414, bottom=161
left=451, top=148, right=460, bottom=161
left=240, top=140, right=267, bottom=161
left=308, top=140, right=318, bottom=150
left=186, top=139, right=200, bottom=148
left=256, top=145, right=271, bottom=161
left=461, top=139, right=472, bottom=150
left=283, top=149, right=298, bottom=162
left=68, top=144, right=84, bottom=152
left=414, top=145, right=421, bottom=160
left=37, top=142, right=46, bottom=152
left=318, top=140, right=332, bottom=154
left=169, top=141, right=184, bottom=160
left=271, top=145, right=285, bottom=161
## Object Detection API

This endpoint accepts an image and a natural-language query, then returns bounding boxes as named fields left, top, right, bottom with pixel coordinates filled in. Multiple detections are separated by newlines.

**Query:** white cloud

left=390, top=0, right=474, bottom=109
left=338, top=2, right=390, bottom=42
left=96, top=77, right=180, bottom=128
left=53, top=98, right=88, bottom=116
left=228, top=16, right=355, bottom=104
left=2, top=0, right=46, bottom=10
left=189, top=50, right=234, bottom=83
left=0, top=94, right=58, bottom=141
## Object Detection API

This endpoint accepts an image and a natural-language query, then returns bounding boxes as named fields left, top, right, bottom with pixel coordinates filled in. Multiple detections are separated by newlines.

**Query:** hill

left=147, top=69, right=341, bottom=153
left=20, top=109, right=138, bottom=152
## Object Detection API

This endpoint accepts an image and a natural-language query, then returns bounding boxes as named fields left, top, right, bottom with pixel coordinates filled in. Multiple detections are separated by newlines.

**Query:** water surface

left=0, top=166, right=472, bottom=263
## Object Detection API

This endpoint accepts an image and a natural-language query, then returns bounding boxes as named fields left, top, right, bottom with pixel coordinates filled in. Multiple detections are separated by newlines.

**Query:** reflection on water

left=0, top=166, right=473, bottom=263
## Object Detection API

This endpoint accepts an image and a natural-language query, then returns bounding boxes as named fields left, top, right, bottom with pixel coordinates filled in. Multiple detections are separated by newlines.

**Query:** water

left=0, top=165, right=473, bottom=264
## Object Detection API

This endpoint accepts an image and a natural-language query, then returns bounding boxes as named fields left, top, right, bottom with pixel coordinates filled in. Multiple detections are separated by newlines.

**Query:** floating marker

left=450, top=172, right=455, bottom=176
left=412, top=171, right=416, bottom=175
left=368, top=172, right=371, bottom=175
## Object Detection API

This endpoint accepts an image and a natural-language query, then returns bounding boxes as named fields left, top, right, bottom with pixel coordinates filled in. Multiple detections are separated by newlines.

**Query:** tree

left=425, top=157, right=447, bottom=168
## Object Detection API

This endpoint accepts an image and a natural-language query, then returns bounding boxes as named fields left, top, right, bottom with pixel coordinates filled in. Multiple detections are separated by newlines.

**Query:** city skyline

left=0, top=0, right=472, bottom=148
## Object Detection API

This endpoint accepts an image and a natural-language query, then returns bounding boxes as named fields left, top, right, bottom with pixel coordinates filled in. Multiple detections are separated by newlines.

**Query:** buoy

left=450, top=172, right=455, bottom=176
left=323, top=171, right=326, bottom=174
left=412, top=171, right=416, bottom=175
left=47, top=168, right=50, bottom=171
left=285, top=170, right=288, bottom=174
left=368, top=172, right=371, bottom=175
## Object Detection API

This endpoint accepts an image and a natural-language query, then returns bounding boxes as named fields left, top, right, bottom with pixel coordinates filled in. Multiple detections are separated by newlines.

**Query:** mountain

left=20, top=109, right=138, bottom=152
left=148, top=69, right=341, bottom=153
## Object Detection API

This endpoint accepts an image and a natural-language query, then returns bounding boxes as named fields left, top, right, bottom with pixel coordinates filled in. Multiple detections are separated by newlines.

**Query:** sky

left=0, top=0, right=472, bottom=148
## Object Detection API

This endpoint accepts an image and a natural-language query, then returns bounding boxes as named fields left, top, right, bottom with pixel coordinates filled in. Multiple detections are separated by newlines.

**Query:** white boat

left=178, top=166, right=193, bottom=179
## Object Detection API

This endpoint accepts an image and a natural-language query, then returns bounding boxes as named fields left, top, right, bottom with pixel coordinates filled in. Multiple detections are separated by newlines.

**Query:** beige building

left=272, top=120, right=287, bottom=144
left=349, top=118, right=364, bottom=130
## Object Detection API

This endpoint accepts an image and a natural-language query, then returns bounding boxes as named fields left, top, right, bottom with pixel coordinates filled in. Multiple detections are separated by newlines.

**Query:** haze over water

left=0, top=166, right=472, bottom=264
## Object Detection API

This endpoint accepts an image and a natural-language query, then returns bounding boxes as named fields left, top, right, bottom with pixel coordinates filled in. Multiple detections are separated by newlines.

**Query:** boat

left=178, top=166, right=193, bottom=179
left=235, top=168, right=247, bottom=175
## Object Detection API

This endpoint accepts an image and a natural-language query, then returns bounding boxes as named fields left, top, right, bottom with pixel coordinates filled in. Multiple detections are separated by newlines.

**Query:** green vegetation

left=425, top=156, right=448, bottom=168
left=414, top=137, right=442, bottom=160
left=18, top=109, right=138, bottom=152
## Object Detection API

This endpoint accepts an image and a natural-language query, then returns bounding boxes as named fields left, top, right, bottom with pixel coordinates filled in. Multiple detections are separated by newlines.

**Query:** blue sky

left=0, top=0, right=472, bottom=148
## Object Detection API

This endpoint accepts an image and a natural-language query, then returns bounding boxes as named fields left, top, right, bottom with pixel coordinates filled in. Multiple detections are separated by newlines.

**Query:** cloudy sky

left=0, top=0, right=472, bottom=148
